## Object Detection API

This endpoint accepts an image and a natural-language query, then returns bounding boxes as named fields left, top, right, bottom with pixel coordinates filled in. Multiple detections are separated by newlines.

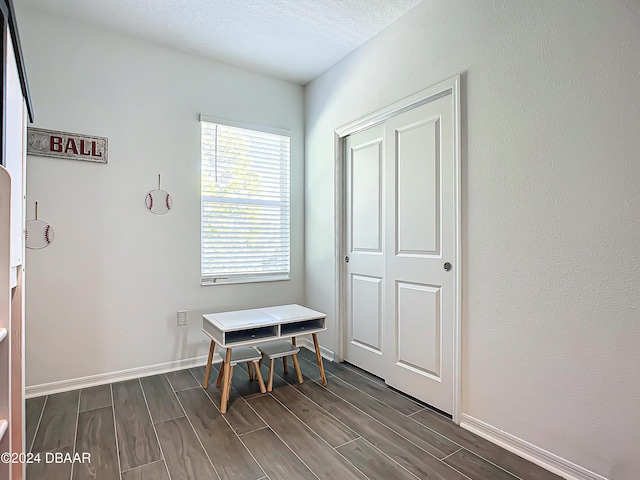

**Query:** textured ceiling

left=21, top=0, right=423, bottom=84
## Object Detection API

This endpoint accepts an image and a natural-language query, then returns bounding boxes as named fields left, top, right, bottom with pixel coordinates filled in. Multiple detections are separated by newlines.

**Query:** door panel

left=351, top=142, right=382, bottom=252
left=344, top=125, right=386, bottom=377
left=351, top=275, right=383, bottom=353
left=396, top=282, right=441, bottom=379
left=396, top=118, right=440, bottom=256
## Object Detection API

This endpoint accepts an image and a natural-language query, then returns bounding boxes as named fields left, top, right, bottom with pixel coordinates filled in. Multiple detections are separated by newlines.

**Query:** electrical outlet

left=177, top=310, right=187, bottom=326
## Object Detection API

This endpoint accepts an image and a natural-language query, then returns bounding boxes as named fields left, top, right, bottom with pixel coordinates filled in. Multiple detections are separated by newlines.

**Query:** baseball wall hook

left=146, top=173, right=173, bottom=215
left=26, top=201, right=55, bottom=249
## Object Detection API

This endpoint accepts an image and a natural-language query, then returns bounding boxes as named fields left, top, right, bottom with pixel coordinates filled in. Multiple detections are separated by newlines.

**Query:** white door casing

left=337, top=76, right=461, bottom=420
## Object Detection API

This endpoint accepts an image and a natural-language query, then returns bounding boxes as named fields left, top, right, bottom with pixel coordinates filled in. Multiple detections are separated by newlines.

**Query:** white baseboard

left=26, top=355, right=209, bottom=398
left=297, top=337, right=336, bottom=361
left=460, top=414, right=609, bottom=480
left=25, top=339, right=335, bottom=399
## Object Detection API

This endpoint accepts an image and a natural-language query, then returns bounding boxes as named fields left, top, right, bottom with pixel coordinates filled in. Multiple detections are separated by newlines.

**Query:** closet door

left=343, top=124, right=386, bottom=378
left=382, top=94, right=456, bottom=414
left=343, top=91, right=457, bottom=415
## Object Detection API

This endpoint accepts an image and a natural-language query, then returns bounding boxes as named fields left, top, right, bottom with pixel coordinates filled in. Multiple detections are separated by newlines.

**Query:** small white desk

left=202, top=304, right=327, bottom=412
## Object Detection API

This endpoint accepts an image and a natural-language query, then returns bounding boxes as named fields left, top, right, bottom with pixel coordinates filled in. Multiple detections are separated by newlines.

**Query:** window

left=200, top=117, right=291, bottom=285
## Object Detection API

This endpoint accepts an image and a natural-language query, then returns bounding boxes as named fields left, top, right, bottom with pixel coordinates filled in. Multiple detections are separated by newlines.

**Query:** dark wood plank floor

left=26, top=348, right=562, bottom=480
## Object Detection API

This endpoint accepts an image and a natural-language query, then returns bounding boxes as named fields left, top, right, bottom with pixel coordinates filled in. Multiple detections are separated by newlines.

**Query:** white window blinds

left=201, top=119, right=291, bottom=284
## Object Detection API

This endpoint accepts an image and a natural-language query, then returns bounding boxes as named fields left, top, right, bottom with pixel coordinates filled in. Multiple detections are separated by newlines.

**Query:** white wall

left=16, top=7, right=305, bottom=387
left=305, top=1, right=640, bottom=479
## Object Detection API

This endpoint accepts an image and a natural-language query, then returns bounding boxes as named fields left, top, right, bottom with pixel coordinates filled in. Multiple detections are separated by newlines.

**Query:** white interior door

left=383, top=95, right=455, bottom=414
left=343, top=91, right=457, bottom=415
left=344, top=124, right=386, bottom=378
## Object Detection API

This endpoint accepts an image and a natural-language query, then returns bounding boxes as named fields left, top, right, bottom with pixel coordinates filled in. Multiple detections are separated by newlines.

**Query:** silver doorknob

left=345, top=256, right=350, bottom=263
left=444, top=262, right=452, bottom=271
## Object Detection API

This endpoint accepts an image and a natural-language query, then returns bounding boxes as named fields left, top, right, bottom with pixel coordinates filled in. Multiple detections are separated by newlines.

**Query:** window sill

left=201, top=275, right=291, bottom=286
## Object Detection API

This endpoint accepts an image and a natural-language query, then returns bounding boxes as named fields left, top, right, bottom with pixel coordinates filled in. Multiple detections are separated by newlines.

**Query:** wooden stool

left=258, top=341, right=303, bottom=392
left=215, top=346, right=266, bottom=412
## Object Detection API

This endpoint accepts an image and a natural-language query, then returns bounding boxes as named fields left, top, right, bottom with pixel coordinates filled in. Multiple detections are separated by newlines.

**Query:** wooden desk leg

left=203, top=340, right=216, bottom=389
left=312, top=333, right=327, bottom=386
left=220, top=348, right=233, bottom=413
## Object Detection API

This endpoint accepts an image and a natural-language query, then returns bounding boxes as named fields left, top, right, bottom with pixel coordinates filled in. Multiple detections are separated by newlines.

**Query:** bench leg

left=247, top=361, right=254, bottom=380
left=292, top=353, right=304, bottom=385
left=267, top=359, right=275, bottom=392
left=254, top=361, right=267, bottom=393
left=220, top=348, right=233, bottom=413
left=312, top=333, right=327, bottom=386
left=215, top=361, right=224, bottom=387
left=203, top=340, right=216, bottom=389
left=282, top=357, right=289, bottom=373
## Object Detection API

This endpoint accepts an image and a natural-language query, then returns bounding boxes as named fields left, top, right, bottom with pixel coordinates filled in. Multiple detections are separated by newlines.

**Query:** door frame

left=333, top=75, right=462, bottom=424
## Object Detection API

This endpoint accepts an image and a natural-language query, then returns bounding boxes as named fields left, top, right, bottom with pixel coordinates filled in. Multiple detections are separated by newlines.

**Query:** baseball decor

left=26, top=202, right=55, bottom=249
left=146, top=174, right=173, bottom=215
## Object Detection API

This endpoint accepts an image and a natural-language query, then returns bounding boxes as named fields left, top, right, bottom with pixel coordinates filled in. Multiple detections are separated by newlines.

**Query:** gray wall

left=304, top=1, right=640, bottom=478
left=17, top=7, right=305, bottom=388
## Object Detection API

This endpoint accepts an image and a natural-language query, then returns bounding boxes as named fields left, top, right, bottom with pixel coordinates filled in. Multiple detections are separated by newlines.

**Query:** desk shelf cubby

left=280, top=317, right=325, bottom=336
left=225, top=326, right=278, bottom=345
